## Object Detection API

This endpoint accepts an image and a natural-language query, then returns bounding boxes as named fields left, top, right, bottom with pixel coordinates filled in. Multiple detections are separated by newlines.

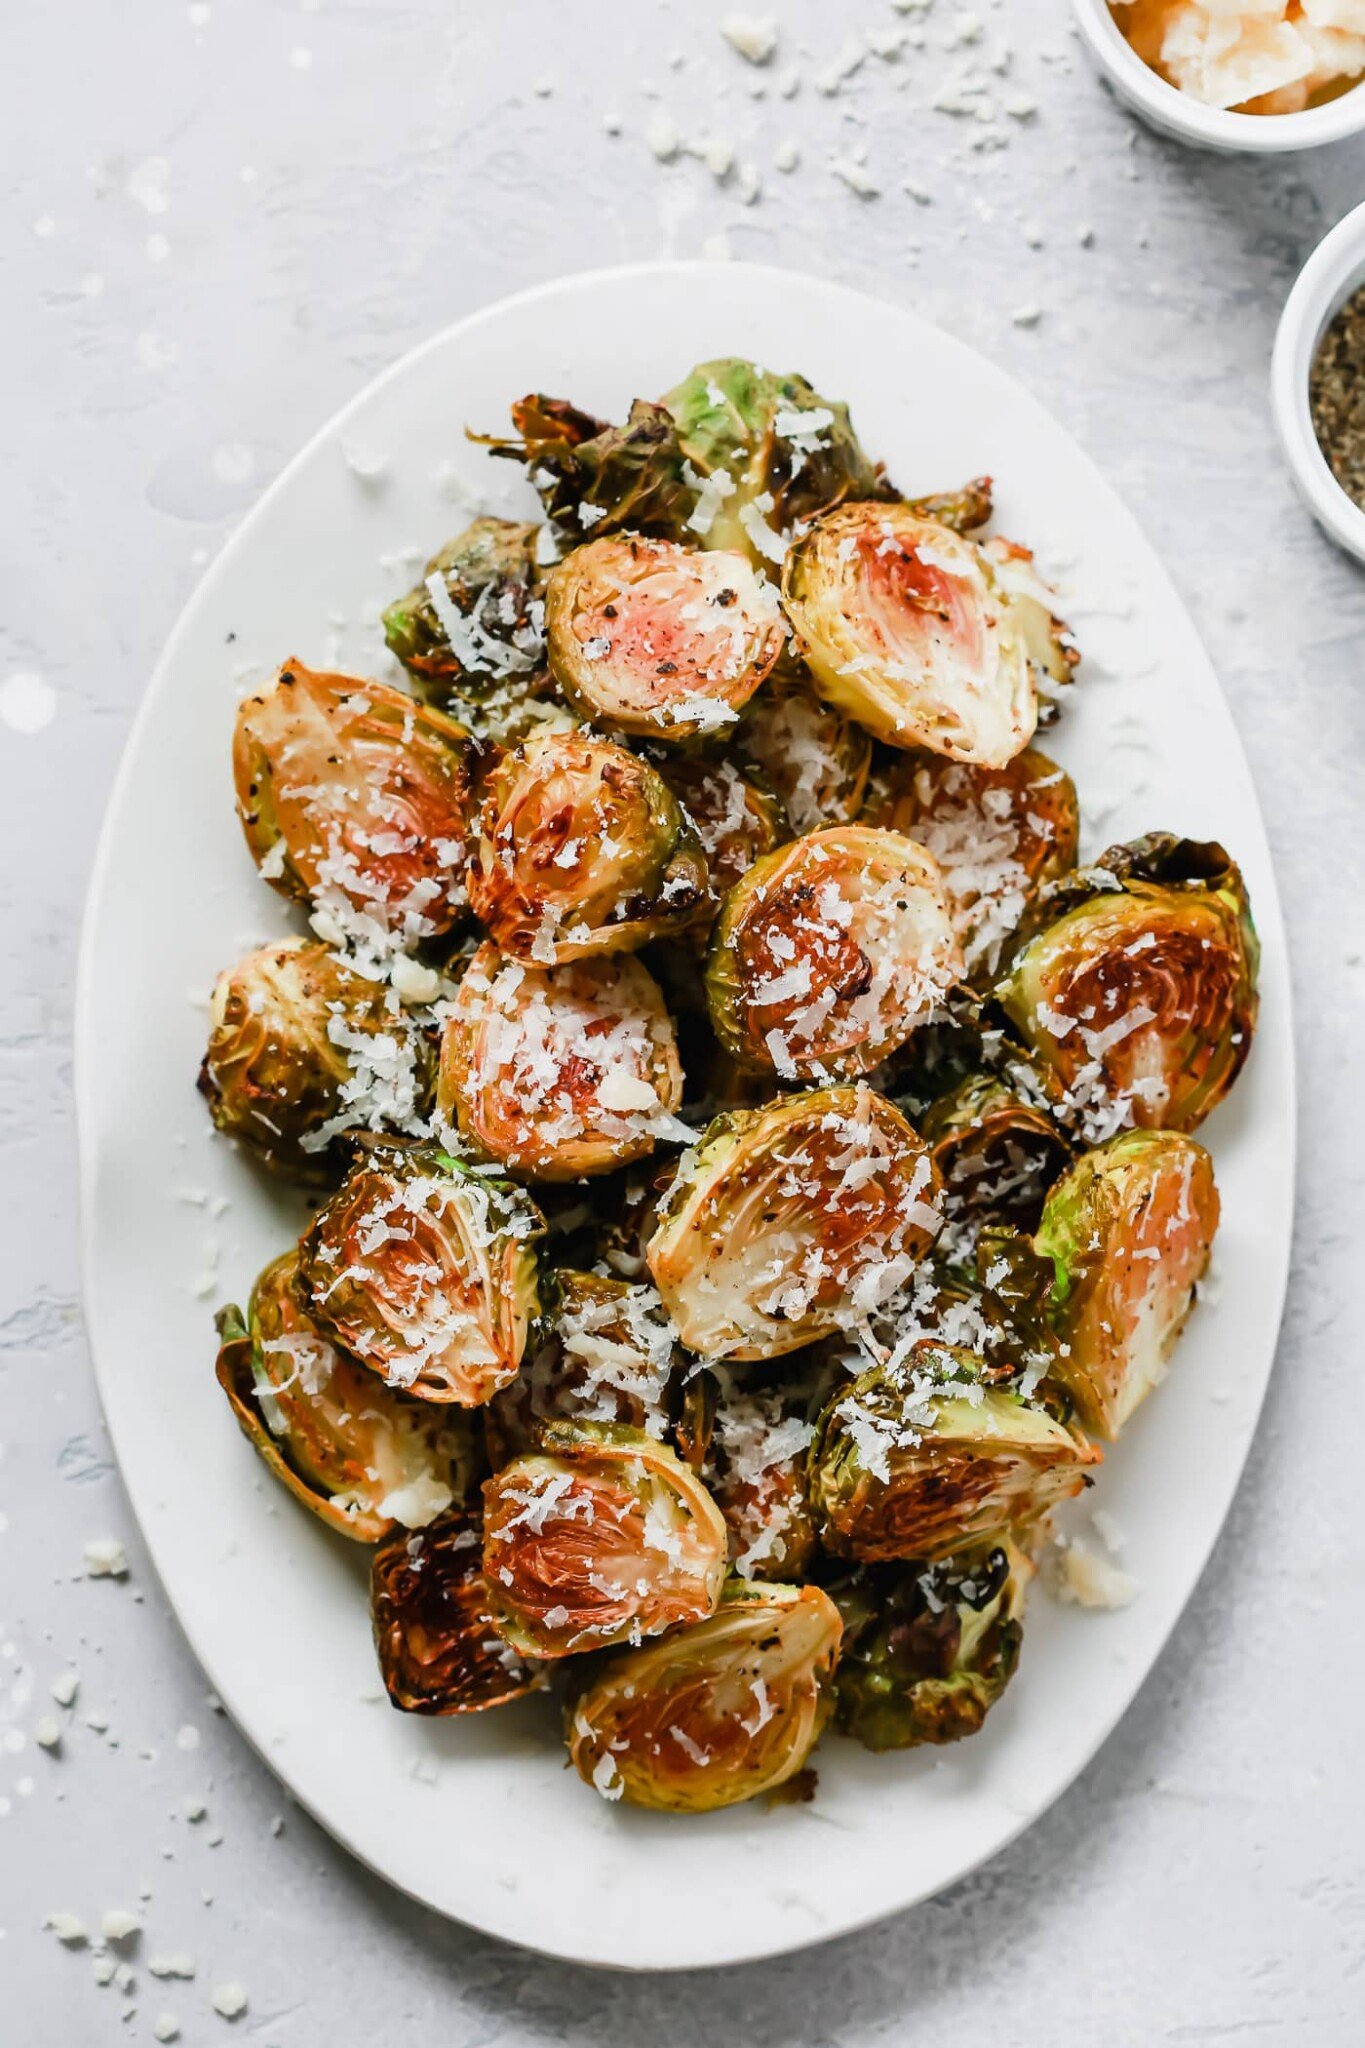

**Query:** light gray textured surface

left=2, top=1, right=1363, bottom=2040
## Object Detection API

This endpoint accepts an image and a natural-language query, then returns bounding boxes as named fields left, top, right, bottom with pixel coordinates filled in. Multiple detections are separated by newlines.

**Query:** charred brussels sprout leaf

left=646, top=1084, right=943, bottom=1361
left=832, top=1540, right=1031, bottom=1750
left=545, top=534, right=784, bottom=740
left=484, top=1270, right=680, bottom=1467
left=810, top=1339, right=1099, bottom=1561
left=566, top=1581, right=842, bottom=1811
left=863, top=746, right=1079, bottom=983
left=921, top=1070, right=1073, bottom=1238
left=382, top=516, right=546, bottom=702
left=297, top=1137, right=544, bottom=1406
left=737, top=655, right=873, bottom=835
left=781, top=506, right=1054, bottom=765
left=476, top=395, right=697, bottom=540
left=1035, top=1128, right=1220, bottom=1438
left=662, top=357, right=892, bottom=564
left=466, top=727, right=709, bottom=962
left=370, top=1506, right=545, bottom=1713
left=232, top=661, right=473, bottom=941
left=903, top=477, right=994, bottom=535
left=993, top=835, right=1259, bottom=1139
left=198, top=939, right=434, bottom=1186
left=481, top=1422, right=728, bottom=1657
left=214, top=1250, right=477, bottom=1543
left=437, top=941, right=685, bottom=1182
left=705, top=825, right=962, bottom=1083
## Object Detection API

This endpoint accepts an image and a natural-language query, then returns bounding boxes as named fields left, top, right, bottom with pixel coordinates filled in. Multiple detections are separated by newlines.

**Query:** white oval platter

left=77, top=261, right=1294, bottom=1972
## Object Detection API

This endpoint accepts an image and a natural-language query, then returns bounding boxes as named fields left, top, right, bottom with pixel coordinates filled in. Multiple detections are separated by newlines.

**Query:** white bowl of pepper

left=1273, top=201, right=1365, bottom=564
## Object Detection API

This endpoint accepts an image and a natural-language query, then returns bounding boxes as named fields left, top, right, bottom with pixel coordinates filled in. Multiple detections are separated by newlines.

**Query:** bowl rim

left=1071, top=0, right=1365, bottom=152
left=1271, top=200, right=1365, bottom=564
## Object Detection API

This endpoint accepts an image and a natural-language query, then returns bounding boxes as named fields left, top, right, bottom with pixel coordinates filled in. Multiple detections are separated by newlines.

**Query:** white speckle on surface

left=146, top=232, right=170, bottom=262
left=773, top=138, right=800, bottom=172
left=290, top=45, right=312, bottom=69
left=82, top=1537, right=129, bottom=1579
left=644, top=112, right=681, bottom=160
left=33, top=214, right=56, bottom=237
left=210, top=444, right=254, bottom=485
left=830, top=156, right=880, bottom=197
left=51, top=1672, right=79, bottom=1708
left=127, top=157, right=171, bottom=214
left=0, top=671, right=56, bottom=735
left=210, top=1982, right=248, bottom=2020
left=136, top=331, right=178, bottom=372
left=153, top=2018, right=180, bottom=2044
left=1011, top=304, right=1042, bottom=327
left=175, top=1725, right=200, bottom=1753
left=146, top=1954, right=196, bottom=1981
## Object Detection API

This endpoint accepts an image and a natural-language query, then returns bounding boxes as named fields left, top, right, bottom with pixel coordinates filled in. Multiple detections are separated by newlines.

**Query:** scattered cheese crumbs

left=94, top=1955, right=118, bottom=1986
left=83, top=1536, right=129, bottom=1579
left=816, top=37, right=867, bottom=92
left=1004, top=89, right=1038, bottom=116
left=645, top=112, right=682, bottom=160
left=720, top=12, right=778, bottom=63
left=176, top=1724, right=200, bottom=1752
left=153, top=2019, right=180, bottom=2044
left=1057, top=1538, right=1139, bottom=1611
left=736, top=160, right=763, bottom=204
left=210, top=1982, right=248, bottom=2020
left=184, top=1797, right=208, bottom=1822
left=340, top=443, right=388, bottom=485
left=774, top=137, right=800, bottom=171
left=34, top=1715, right=62, bottom=1751
left=830, top=156, right=881, bottom=196
left=1011, top=304, right=1043, bottom=327
left=45, top=1912, right=88, bottom=1945
left=101, top=1909, right=141, bottom=1942
left=389, top=955, right=442, bottom=1006
left=1090, top=1507, right=1126, bottom=1556
left=147, top=1954, right=197, bottom=1980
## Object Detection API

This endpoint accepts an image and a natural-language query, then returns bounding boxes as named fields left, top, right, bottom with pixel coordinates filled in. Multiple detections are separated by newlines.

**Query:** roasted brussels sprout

left=781, top=505, right=1056, bottom=765
left=198, top=939, right=434, bottom=1185
left=1034, top=1128, right=1220, bottom=1438
left=370, top=1507, right=545, bottom=1713
left=810, top=1339, right=1099, bottom=1561
left=483, top=1270, right=679, bottom=1465
left=232, top=661, right=473, bottom=941
left=705, top=825, right=962, bottom=1083
left=465, top=728, right=709, bottom=962
left=646, top=1084, right=942, bottom=1360
left=544, top=534, right=784, bottom=739
left=903, top=477, right=994, bottom=535
left=381, top=516, right=545, bottom=697
left=863, top=747, right=1079, bottom=981
left=214, top=1250, right=476, bottom=1542
left=736, top=656, right=873, bottom=835
left=993, top=835, right=1259, bottom=1139
left=297, top=1137, right=544, bottom=1405
left=481, top=1422, right=728, bottom=1658
left=478, top=394, right=696, bottom=540
left=661, top=357, right=890, bottom=565
left=566, top=1581, right=842, bottom=1811
left=921, top=1071, right=1073, bottom=1236
left=437, top=942, right=685, bottom=1181
left=702, top=1371, right=818, bottom=1582
left=982, top=536, right=1080, bottom=702
left=654, top=755, right=790, bottom=932
left=832, top=1539, right=1032, bottom=1750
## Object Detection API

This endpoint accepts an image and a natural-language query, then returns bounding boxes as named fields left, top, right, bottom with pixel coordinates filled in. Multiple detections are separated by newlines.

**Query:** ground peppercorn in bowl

left=1272, top=200, right=1365, bottom=564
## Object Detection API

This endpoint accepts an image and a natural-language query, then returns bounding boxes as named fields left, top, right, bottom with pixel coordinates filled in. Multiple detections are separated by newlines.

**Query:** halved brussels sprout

left=566, top=1581, right=842, bottom=1812
left=232, top=661, right=473, bottom=941
left=736, top=656, right=873, bottom=835
left=705, top=826, right=962, bottom=1083
left=1034, top=1129, right=1220, bottom=1438
left=370, top=1506, right=545, bottom=1713
left=214, top=1249, right=477, bottom=1543
left=198, top=939, right=434, bottom=1185
left=654, top=756, right=790, bottom=930
left=477, top=394, right=696, bottom=540
left=702, top=1371, right=818, bottom=1582
left=781, top=506, right=1047, bottom=765
left=297, top=1137, right=544, bottom=1406
left=465, top=728, right=709, bottom=962
left=544, top=534, right=784, bottom=739
left=646, top=1084, right=943, bottom=1360
left=983, top=536, right=1080, bottom=703
left=437, top=941, right=685, bottom=1181
left=662, top=357, right=891, bottom=564
left=832, top=1538, right=1032, bottom=1750
left=481, top=1421, right=728, bottom=1658
left=809, top=1339, right=1099, bottom=1561
left=483, top=1270, right=680, bottom=1466
left=382, top=515, right=545, bottom=690
left=921, top=1071, right=1073, bottom=1236
left=993, top=836, right=1260, bottom=1139
left=863, top=747, right=1079, bottom=982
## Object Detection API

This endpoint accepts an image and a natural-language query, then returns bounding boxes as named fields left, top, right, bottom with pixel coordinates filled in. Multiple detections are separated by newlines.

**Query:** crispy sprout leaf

left=476, top=396, right=698, bottom=540
left=566, top=1581, right=842, bottom=1812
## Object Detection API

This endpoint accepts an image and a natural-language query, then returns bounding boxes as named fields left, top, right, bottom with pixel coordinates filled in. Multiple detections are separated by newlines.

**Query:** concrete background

left=2, top=1, right=1363, bottom=2040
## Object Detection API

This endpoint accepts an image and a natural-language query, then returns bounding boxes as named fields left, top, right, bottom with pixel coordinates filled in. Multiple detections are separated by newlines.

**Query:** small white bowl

left=1272, top=200, right=1365, bottom=563
left=1071, top=0, right=1365, bottom=154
